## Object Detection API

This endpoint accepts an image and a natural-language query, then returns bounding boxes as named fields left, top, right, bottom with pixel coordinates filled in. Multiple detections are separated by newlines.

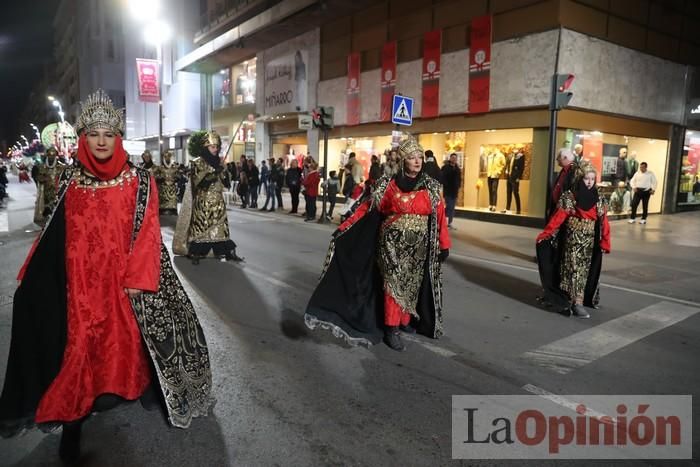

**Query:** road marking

left=451, top=252, right=700, bottom=308
left=522, top=384, right=612, bottom=421
left=0, top=212, right=8, bottom=232
left=522, top=301, right=700, bottom=374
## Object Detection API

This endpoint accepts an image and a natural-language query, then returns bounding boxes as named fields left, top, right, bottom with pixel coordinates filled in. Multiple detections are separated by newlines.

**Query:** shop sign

left=264, top=50, right=309, bottom=115
left=298, top=114, right=313, bottom=130
left=688, top=99, right=700, bottom=121
left=136, top=58, right=160, bottom=103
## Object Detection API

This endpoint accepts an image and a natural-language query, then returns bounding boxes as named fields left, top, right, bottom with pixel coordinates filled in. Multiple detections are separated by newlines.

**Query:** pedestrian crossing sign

left=391, top=95, right=413, bottom=126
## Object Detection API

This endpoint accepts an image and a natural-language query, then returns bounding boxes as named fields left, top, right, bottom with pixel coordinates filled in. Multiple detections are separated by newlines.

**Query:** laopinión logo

left=452, top=395, right=692, bottom=459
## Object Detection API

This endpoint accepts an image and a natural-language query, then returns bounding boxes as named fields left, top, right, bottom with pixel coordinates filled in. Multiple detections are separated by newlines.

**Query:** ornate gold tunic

left=188, top=157, right=231, bottom=244
left=33, top=161, right=65, bottom=225
left=153, top=163, right=180, bottom=214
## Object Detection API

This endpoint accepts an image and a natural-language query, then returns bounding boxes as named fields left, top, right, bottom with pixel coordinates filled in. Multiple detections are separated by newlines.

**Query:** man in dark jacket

left=368, top=155, right=382, bottom=185
left=441, top=153, right=461, bottom=229
left=247, top=158, right=260, bottom=208
left=423, top=149, right=442, bottom=183
left=285, top=159, right=302, bottom=213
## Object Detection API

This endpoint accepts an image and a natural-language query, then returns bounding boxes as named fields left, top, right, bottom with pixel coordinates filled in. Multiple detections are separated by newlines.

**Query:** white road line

left=522, top=384, right=613, bottom=421
left=522, top=301, right=700, bottom=374
left=451, top=252, right=700, bottom=308
left=0, top=212, right=8, bottom=232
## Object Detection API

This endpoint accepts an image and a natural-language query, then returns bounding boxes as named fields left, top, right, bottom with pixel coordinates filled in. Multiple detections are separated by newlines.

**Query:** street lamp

left=30, top=123, right=41, bottom=141
left=129, top=0, right=170, bottom=157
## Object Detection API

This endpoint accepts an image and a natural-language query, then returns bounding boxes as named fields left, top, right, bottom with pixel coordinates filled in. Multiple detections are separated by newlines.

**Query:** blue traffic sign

left=391, top=95, right=413, bottom=126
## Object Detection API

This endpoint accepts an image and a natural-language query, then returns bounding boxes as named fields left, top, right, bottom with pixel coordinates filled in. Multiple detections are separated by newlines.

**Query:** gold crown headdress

left=76, top=89, right=124, bottom=135
left=574, top=161, right=597, bottom=183
left=203, top=130, right=221, bottom=147
left=45, top=147, right=58, bottom=157
left=397, top=136, right=423, bottom=159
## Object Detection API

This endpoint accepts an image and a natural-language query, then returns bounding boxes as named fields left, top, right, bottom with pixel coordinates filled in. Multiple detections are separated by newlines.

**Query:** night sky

left=0, top=0, right=60, bottom=148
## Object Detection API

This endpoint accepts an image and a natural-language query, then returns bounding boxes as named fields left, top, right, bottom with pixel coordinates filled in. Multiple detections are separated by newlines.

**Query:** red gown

left=340, top=179, right=451, bottom=326
left=18, top=169, right=162, bottom=423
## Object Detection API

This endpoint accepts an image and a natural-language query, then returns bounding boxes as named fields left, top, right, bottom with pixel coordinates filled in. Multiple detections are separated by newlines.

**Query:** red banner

left=136, top=58, right=160, bottom=103
left=468, top=16, right=492, bottom=113
left=421, top=30, right=442, bottom=119
left=380, top=41, right=397, bottom=122
left=346, top=52, right=361, bottom=126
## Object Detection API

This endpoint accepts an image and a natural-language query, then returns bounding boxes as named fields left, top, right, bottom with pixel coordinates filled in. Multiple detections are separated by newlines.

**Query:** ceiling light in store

left=591, top=130, right=603, bottom=136
left=687, top=131, right=694, bottom=135
left=433, top=132, right=438, bottom=135
left=444, top=132, right=449, bottom=135
left=648, top=139, right=656, bottom=144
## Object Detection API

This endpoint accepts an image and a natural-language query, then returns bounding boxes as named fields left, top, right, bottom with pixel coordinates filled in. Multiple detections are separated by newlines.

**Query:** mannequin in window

left=503, top=150, right=524, bottom=214
left=614, top=147, right=628, bottom=186
left=573, top=144, right=583, bottom=163
left=486, top=150, right=505, bottom=212
left=626, top=150, right=639, bottom=181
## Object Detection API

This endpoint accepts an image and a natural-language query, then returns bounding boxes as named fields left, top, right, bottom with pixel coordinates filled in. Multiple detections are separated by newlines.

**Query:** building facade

left=179, top=0, right=700, bottom=222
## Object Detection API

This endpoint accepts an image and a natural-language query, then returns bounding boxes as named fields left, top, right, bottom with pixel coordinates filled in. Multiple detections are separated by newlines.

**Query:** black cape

left=304, top=175, right=444, bottom=345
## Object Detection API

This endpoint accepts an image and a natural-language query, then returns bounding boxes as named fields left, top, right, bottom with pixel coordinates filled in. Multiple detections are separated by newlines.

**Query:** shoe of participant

left=267, top=208, right=274, bottom=212
left=639, top=219, right=647, bottom=224
left=628, top=219, right=636, bottom=224
left=399, top=323, right=416, bottom=334
left=59, top=422, right=83, bottom=462
left=571, top=304, right=590, bottom=319
left=325, top=215, right=332, bottom=221
left=501, top=209, right=508, bottom=214
left=304, top=218, right=315, bottom=222
left=383, top=328, right=406, bottom=351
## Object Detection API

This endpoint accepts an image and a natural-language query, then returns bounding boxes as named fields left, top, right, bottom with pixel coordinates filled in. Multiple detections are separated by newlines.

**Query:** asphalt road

left=1, top=177, right=698, bottom=466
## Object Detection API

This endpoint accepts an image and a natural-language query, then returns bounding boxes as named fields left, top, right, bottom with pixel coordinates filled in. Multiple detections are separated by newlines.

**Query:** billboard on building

left=264, top=50, right=308, bottom=115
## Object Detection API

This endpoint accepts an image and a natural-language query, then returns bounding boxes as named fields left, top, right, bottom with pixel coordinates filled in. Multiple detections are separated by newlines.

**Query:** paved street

left=1, top=178, right=699, bottom=466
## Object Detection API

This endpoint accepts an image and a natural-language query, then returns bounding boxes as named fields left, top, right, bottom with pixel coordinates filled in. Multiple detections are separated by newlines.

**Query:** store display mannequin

left=626, top=150, right=639, bottom=181
left=614, top=147, right=628, bottom=185
left=609, top=181, right=631, bottom=213
left=486, top=150, right=505, bottom=212
left=503, top=150, right=524, bottom=214
left=573, top=144, right=583, bottom=162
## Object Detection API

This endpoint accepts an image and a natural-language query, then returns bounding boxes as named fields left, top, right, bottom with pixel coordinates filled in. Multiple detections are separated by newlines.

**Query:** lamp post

left=30, top=123, right=41, bottom=142
left=129, top=0, right=171, bottom=159
left=48, top=96, right=67, bottom=153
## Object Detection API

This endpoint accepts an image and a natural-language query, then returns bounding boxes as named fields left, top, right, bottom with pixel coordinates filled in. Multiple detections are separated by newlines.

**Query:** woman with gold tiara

left=305, top=136, right=451, bottom=351
left=0, top=90, right=212, bottom=462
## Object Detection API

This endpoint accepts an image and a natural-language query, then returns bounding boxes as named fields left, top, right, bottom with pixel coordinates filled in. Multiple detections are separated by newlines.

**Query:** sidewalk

left=229, top=190, right=700, bottom=304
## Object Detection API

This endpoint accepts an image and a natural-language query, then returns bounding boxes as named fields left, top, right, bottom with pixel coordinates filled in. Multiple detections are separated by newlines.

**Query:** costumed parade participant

left=536, top=162, right=611, bottom=318
left=140, top=149, right=155, bottom=172
left=33, top=147, right=65, bottom=226
left=172, top=130, right=243, bottom=264
left=153, top=149, right=180, bottom=215
left=0, top=90, right=213, bottom=461
left=305, top=136, right=451, bottom=351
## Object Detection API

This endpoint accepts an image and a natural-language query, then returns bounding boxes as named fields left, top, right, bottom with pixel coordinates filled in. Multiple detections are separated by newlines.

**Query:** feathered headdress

left=76, top=89, right=125, bottom=135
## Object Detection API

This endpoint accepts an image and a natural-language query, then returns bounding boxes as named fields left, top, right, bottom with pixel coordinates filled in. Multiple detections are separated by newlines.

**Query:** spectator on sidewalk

left=323, top=170, right=340, bottom=221
left=302, top=161, right=320, bottom=222
left=441, top=153, right=461, bottom=229
left=628, top=162, right=657, bottom=225
left=368, top=155, right=382, bottom=187
left=286, top=159, right=302, bottom=214
left=275, top=158, right=285, bottom=209
left=237, top=171, right=249, bottom=208
left=259, top=160, right=269, bottom=196
left=260, top=158, right=278, bottom=211
left=247, top=158, right=259, bottom=208
left=423, top=150, right=442, bottom=183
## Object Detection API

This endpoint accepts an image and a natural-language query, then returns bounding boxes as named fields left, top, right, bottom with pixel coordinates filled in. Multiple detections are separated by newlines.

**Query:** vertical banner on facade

left=380, top=41, right=397, bottom=122
left=346, top=52, right=361, bottom=126
left=422, top=30, right=442, bottom=119
left=136, top=58, right=160, bottom=103
left=468, top=16, right=492, bottom=113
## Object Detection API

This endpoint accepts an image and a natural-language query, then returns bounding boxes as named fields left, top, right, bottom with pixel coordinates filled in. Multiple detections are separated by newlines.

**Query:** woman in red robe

left=0, top=90, right=212, bottom=462
left=305, top=137, right=450, bottom=351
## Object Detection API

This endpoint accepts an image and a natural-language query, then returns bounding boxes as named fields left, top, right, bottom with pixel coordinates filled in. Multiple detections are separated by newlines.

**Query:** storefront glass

left=678, top=129, right=700, bottom=206
left=564, top=129, right=669, bottom=214
left=212, top=68, right=231, bottom=110
left=232, top=58, right=256, bottom=106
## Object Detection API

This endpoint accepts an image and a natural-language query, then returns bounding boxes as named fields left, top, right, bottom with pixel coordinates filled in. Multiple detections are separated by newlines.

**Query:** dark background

left=0, top=0, right=60, bottom=149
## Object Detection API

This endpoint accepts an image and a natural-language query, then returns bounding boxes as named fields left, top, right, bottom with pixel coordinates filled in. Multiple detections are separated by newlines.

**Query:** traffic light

left=550, top=73, right=574, bottom=110
left=312, top=107, right=334, bottom=129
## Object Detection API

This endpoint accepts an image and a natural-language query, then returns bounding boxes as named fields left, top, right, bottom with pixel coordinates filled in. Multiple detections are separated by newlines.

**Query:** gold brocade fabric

left=153, top=164, right=179, bottom=211
left=188, top=158, right=230, bottom=244
left=378, top=213, right=430, bottom=317
left=33, top=163, right=65, bottom=225
left=560, top=216, right=595, bottom=300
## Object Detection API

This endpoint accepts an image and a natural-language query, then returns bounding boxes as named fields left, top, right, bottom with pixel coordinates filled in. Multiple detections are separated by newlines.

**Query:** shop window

left=232, top=58, right=256, bottom=106
left=212, top=68, right=231, bottom=110
left=678, top=130, right=700, bottom=206
left=565, top=129, right=669, bottom=215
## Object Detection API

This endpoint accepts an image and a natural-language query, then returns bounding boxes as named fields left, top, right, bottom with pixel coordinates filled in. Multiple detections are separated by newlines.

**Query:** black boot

left=399, top=323, right=416, bottom=334
left=59, top=420, right=83, bottom=463
left=225, top=248, right=244, bottom=262
left=188, top=255, right=200, bottom=265
left=383, top=327, right=406, bottom=352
